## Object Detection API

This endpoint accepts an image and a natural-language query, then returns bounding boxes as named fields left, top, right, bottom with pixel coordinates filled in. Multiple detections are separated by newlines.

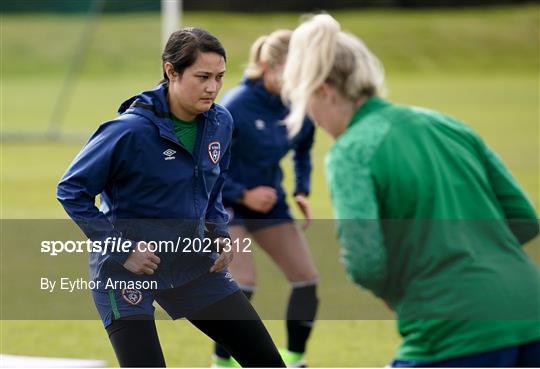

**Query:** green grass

left=2, top=6, right=538, bottom=77
left=1, top=5, right=539, bottom=367
left=1, top=320, right=401, bottom=367
left=2, top=74, right=537, bottom=217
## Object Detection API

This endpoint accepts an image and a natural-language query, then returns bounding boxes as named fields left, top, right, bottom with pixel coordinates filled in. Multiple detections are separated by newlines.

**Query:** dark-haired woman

left=57, top=27, right=285, bottom=368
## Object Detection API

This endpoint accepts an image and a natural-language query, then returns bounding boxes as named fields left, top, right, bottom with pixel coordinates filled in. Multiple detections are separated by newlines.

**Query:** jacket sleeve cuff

left=205, top=223, right=231, bottom=240
left=229, top=186, right=247, bottom=204
left=107, top=239, right=136, bottom=266
left=294, top=185, right=310, bottom=197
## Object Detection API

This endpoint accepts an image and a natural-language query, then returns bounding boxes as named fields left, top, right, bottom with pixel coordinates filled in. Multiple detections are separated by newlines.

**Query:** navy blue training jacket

left=57, top=83, right=233, bottom=288
left=220, top=78, right=314, bottom=205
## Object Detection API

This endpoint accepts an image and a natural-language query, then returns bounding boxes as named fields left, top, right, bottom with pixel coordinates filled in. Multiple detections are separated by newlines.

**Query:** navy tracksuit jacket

left=57, top=83, right=233, bottom=288
left=219, top=78, right=314, bottom=207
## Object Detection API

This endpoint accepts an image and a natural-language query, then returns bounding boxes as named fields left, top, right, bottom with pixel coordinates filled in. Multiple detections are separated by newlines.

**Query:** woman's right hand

left=241, top=186, right=277, bottom=213
left=123, top=241, right=161, bottom=275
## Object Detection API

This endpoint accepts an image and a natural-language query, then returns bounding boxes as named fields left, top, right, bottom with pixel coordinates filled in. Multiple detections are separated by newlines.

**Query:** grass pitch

left=1, top=5, right=538, bottom=367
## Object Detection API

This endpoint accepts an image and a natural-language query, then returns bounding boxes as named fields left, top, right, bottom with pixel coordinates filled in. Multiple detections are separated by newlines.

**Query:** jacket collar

left=348, top=96, right=390, bottom=129
left=242, top=78, right=284, bottom=109
left=118, top=83, right=217, bottom=144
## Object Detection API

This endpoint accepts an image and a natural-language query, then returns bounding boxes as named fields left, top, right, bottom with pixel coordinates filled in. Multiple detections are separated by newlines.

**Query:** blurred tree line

left=1, top=0, right=535, bottom=13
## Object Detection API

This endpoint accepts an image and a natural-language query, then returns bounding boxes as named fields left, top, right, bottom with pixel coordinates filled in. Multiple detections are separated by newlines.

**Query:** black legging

left=106, top=316, right=166, bottom=367
left=106, top=290, right=285, bottom=367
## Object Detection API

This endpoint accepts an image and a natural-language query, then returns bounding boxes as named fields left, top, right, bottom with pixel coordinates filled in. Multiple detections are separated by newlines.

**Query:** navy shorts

left=92, top=270, right=239, bottom=327
left=226, top=199, right=293, bottom=233
left=391, top=339, right=540, bottom=367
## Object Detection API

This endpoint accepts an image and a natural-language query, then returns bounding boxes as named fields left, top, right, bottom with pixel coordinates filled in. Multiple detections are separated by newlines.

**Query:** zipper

left=193, top=116, right=208, bottom=235
left=159, top=119, right=206, bottom=285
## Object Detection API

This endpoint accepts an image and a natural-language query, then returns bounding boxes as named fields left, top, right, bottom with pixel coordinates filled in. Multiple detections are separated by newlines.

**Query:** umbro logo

left=254, top=119, right=266, bottom=130
left=163, top=149, right=176, bottom=160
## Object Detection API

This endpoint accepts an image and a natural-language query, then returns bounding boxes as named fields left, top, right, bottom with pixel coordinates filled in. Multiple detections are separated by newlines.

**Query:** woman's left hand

left=294, top=193, right=312, bottom=230
left=209, top=237, right=234, bottom=272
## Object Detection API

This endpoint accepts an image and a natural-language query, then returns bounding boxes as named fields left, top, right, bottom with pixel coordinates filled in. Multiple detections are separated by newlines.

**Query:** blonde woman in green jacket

left=282, top=14, right=540, bottom=367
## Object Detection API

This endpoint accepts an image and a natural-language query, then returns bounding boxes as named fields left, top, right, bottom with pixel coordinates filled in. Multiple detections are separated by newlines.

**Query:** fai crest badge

left=121, top=289, right=143, bottom=305
left=208, top=141, right=221, bottom=164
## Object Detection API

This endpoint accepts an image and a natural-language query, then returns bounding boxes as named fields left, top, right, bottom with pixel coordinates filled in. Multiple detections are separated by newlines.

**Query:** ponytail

left=282, top=14, right=340, bottom=136
left=244, top=30, right=292, bottom=80
left=244, top=35, right=269, bottom=80
left=282, top=14, right=386, bottom=137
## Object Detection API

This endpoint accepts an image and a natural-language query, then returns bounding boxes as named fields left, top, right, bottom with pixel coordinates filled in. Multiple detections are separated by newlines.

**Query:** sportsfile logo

left=163, top=148, right=176, bottom=160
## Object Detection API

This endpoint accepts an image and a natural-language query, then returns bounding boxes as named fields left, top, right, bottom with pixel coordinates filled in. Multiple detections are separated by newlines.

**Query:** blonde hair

left=244, top=29, right=292, bottom=80
left=282, top=14, right=386, bottom=135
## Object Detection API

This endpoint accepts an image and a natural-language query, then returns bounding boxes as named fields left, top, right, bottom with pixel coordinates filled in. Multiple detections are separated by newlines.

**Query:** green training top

left=172, top=115, right=198, bottom=154
left=325, top=96, right=540, bottom=362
